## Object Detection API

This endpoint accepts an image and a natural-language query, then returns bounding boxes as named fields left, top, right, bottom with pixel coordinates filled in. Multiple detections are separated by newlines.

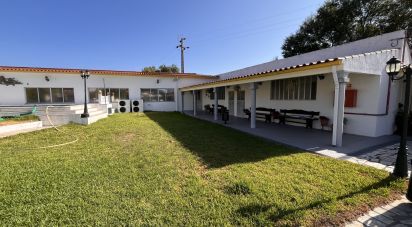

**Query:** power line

left=187, top=2, right=320, bottom=39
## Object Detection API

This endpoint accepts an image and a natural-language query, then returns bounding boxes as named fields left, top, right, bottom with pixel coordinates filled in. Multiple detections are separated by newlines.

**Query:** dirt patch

left=116, top=132, right=136, bottom=143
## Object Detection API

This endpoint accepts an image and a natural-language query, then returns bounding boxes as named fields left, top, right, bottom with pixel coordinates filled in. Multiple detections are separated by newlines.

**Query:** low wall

left=0, top=121, right=43, bottom=137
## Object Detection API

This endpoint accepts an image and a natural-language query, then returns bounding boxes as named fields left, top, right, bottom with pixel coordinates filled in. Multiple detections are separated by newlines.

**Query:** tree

left=142, top=64, right=180, bottom=73
left=159, top=64, right=180, bottom=73
left=142, top=66, right=157, bottom=72
left=281, top=0, right=412, bottom=58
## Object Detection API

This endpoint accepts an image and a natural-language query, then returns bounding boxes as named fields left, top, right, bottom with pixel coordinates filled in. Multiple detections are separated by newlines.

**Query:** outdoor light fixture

left=44, top=76, right=50, bottom=82
left=80, top=70, right=90, bottom=118
left=386, top=57, right=403, bottom=81
left=318, top=75, right=325, bottom=80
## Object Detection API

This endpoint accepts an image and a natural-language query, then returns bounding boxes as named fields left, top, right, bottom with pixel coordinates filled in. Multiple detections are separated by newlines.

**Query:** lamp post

left=386, top=57, right=412, bottom=201
left=386, top=57, right=411, bottom=178
left=80, top=70, right=90, bottom=118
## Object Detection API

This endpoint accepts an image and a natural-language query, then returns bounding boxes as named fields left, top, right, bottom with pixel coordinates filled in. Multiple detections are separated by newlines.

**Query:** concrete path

left=0, top=126, right=48, bottom=138
left=346, top=196, right=412, bottom=227
left=186, top=112, right=398, bottom=155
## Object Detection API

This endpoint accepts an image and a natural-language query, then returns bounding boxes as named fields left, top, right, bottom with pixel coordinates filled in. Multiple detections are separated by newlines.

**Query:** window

left=38, top=88, right=51, bottom=103
left=120, top=89, right=129, bottom=100
left=88, top=88, right=129, bottom=103
left=25, top=88, right=74, bottom=104
left=140, top=88, right=175, bottom=102
left=141, top=89, right=151, bottom=102
left=209, top=87, right=225, bottom=100
left=51, top=88, right=63, bottom=103
left=63, top=88, right=75, bottom=103
left=26, top=88, right=38, bottom=103
left=270, top=75, right=317, bottom=100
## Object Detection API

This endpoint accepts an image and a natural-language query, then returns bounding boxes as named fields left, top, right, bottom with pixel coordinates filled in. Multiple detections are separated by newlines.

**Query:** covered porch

left=184, top=111, right=398, bottom=155
left=180, top=50, right=400, bottom=149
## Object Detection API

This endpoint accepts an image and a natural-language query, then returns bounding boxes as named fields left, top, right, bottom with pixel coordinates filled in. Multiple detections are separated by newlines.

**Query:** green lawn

left=0, top=112, right=405, bottom=226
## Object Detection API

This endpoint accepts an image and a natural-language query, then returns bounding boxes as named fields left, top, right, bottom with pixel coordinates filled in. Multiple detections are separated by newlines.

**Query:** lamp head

left=386, top=57, right=402, bottom=80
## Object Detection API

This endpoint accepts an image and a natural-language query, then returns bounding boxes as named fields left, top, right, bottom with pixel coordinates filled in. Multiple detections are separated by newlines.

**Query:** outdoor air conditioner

left=131, top=99, right=144, bottom=112
left=118, top=100, right=130, bottom=113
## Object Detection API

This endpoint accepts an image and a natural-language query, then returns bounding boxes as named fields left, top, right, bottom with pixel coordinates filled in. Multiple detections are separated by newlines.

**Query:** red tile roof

left=0, top=65, right=215, bottom=79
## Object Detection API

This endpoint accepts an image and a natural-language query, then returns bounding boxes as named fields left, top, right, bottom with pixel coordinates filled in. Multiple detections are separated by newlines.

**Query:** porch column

left=332, top=69, right=349, bottom=147
left=213, top=87, right=218, bottom=120
left=234, top=90, right=238, bottom=117
left=181, top=91, right=185, bottom=113
left=193, top=90, right=197, bottom=116
left=250, top=82, right=257, bottom=129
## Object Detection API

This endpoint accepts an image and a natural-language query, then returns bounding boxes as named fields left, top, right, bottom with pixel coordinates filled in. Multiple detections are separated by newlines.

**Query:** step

left=72, top=112, right=108, bottom=125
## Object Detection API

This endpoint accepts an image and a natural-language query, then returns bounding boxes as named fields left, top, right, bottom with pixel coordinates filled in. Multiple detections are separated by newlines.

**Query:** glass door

left=228, top=91, right=235, bottom=115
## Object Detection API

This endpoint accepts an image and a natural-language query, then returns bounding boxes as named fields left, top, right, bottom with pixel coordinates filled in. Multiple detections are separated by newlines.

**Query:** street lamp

left=386, top=57, right=411, bottom=178
left=386, top=57, right=412, bottom=201
left=80, top=70, right=90, bottom=118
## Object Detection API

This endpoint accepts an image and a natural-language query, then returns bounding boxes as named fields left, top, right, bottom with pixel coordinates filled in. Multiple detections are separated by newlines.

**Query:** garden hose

left=29, top=106, right=79, bottom=149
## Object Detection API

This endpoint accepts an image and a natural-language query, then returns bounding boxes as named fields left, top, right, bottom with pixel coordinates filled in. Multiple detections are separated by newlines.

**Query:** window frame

left=270, top=75, right=317, bottom=101
left=25, top=87, right=75, bottom=104
left=140, top=88, right=175, bottom=102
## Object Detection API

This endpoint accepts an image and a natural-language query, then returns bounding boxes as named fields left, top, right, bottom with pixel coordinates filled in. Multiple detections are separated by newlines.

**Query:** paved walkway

left=346, top=196, right=412, bottom=227
left=186, top=112, right=398, bottom=155
left=355, top=142, right=412, bottom=172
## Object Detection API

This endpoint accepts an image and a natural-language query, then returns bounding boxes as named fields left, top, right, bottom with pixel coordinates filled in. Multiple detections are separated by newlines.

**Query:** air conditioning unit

left=131, top=99, right=144, bottom=112
left=118, top=100, right=130, bottom=113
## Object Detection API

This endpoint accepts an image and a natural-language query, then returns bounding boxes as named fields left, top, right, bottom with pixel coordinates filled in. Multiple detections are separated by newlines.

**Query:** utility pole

left=176, top=37, right=189, bottom=73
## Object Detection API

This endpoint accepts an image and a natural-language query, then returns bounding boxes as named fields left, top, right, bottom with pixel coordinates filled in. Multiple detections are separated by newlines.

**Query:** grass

left=0, top=112, right=406, bottom=226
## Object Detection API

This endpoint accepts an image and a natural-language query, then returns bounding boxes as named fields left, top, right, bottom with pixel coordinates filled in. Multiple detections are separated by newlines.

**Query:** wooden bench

left=279, top=109, right=320, bottom=128
left=243, top=107, right=276, bottom=123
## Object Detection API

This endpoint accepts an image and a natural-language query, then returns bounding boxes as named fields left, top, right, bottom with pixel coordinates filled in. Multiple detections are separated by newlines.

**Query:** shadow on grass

left=146, top=112, right=301, bottom=168
left=237, top=175, right=401, bottom=225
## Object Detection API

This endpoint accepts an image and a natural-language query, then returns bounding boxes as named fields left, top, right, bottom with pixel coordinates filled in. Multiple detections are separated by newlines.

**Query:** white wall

left=0, top=71, right=213, bottom=112
left=199, top=72, right=396, bottom=137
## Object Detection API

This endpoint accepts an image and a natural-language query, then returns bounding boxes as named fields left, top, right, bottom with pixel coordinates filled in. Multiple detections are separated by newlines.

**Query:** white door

left=237, top=91, right=245, bottom=117
left=229, top=91, right=235, bottom=115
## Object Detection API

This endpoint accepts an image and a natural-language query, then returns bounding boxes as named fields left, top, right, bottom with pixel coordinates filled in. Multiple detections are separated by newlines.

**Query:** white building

left=0, top=67, right=215, bottom=111
left=180, top=30, right=412, bottom=147
left=0, top=67, right=215, bottom=125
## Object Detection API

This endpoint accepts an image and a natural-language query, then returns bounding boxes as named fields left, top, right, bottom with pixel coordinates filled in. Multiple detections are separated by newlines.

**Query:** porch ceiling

left=181, top=59, right=342, bottom=91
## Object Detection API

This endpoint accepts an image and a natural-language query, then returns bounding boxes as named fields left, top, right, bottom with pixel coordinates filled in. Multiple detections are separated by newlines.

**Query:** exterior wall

left=200, top=72, right=395, bottom=137
left=0, top=71, right=213, bottom=112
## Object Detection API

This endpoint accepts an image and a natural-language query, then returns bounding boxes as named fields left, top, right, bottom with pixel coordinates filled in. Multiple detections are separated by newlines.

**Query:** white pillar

left=175, top=77, right=179, bottom=111
left=214, top=87, right=218, bottom=120
left=181, top=91, right=185, bottom=113
left=332, top=68, right=349, bottom=147
left=193, top=90, right=197, bottom=116
left=234, top=90, right=238, bottom=117
left=250, top=83, right=257, bottom=129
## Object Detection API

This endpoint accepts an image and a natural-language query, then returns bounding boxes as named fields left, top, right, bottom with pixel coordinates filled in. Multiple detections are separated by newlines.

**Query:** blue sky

left=0, top=0, right=325, bottom=75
